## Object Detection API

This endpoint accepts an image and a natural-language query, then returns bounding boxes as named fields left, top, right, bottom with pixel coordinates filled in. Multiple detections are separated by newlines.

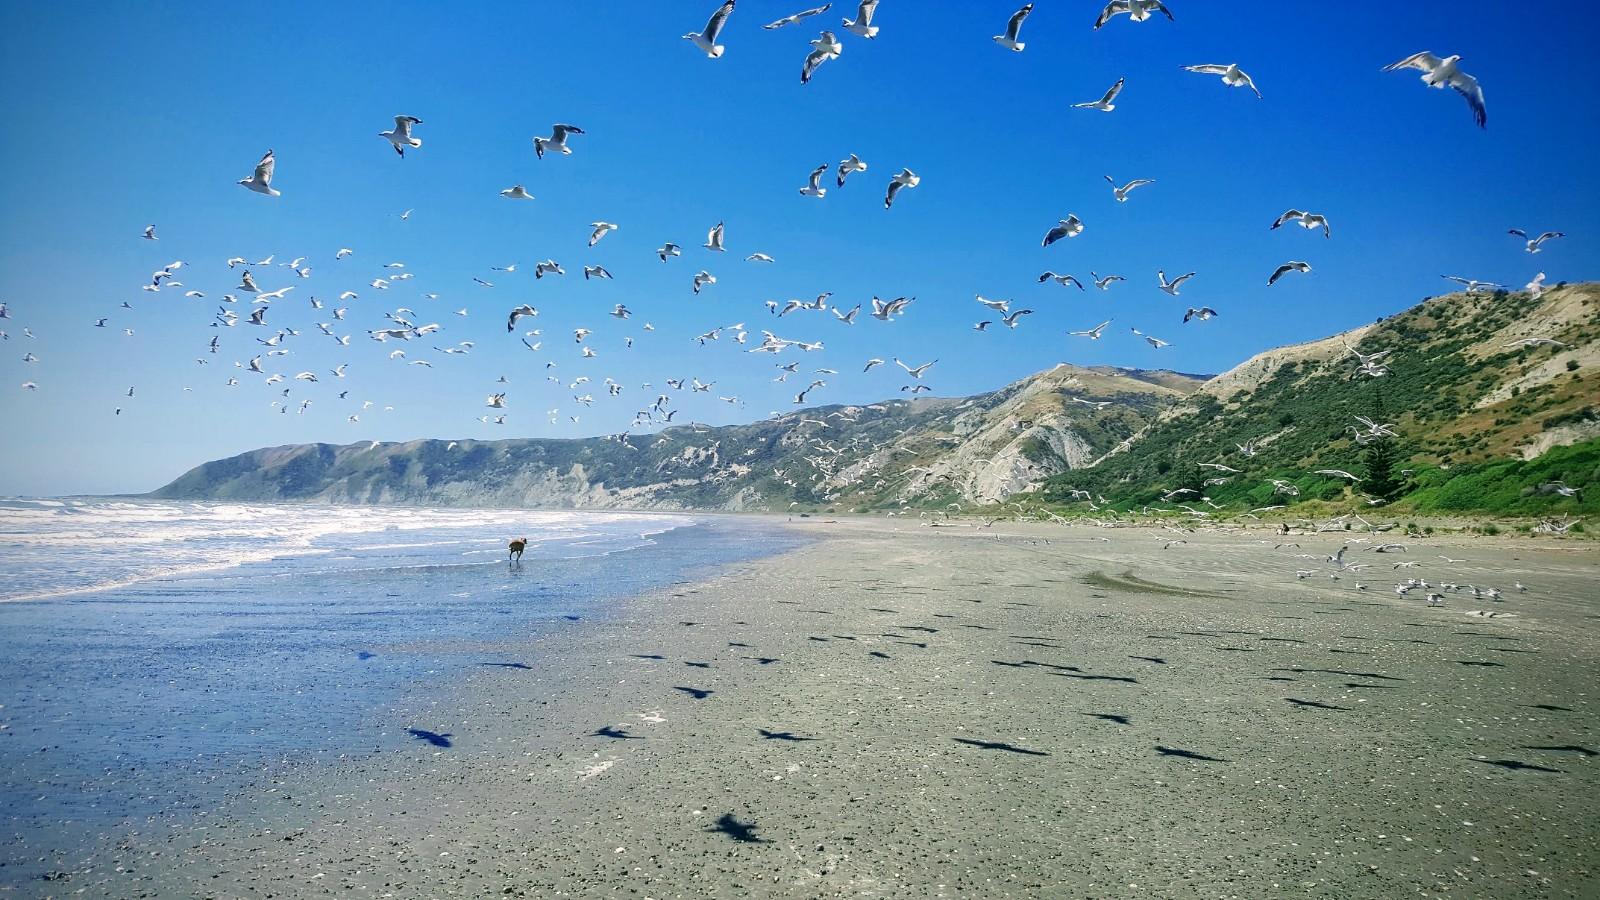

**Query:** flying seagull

left=1094, top=0, right=1173, bottom=29
left=1507, top=229, right=1564, bottom=253
left=1130, top=328, right=1169, bottom=348
left=238, top=149, right=279, bottom=196
left=1183, top=63, right=1261, bottom=98
left=842, top=0, right=880, bottom=38
left=1183, top=306, right=1218, bottom=323
left=142, top=224, right=157, bottom=241
left=658, top=242, right=682, bottom=261
left=379, top=115, right=423, bottom=157
left=1042, top=215, right=1085, bottom=247
left=801, top=31, right=843, bottom=84
left=1069, top=320, right=1111, bottom=340
left=1073, top=78, right=1124, bottom=111
left=583, top=265, right=613, bottom=280
left=534, top=124, right=585, bottom=159
left=1091, top=272, right=1125, bottom=290
left=994, top=3, right=1033, bottom=52
left=885, top=169, right=920, bottom=209
left=685, top=0, right=736, bottom=58
left=1157, top=270, right=1195, bottom=296
left=1104, top=175, right=1154, bottom=203
left=836, top=153, right=867, bottom=187
left=896, top=358, right=936, bottom=379
left=1441, top=275, right=1502, bottom=293
left=763, top=4, right=830, bottom=30
left=1000, top=308, right=1034, bottom=329
left=704, top=221, right=726, bottom=251
left=1382, top=52, right=1486, bottom=128
left=1271, top=209, right=1330, bottom=238
left=1039, top=272, right=1086, bottom=290
left=500, top=184, right=535, bottom=200
left=588, top=221, right=618, bottom=246
left=799, top=163, right=829, bottom=197
left=1268, top=261, right=1311, bottom=286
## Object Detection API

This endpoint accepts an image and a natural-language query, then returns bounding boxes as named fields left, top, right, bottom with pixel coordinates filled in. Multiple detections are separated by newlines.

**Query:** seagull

left=379, top=115, right=423, bottom=157
left=693, top=271, right=717, bottom=294
left=1073, top=78, right=1124, bottom=111
left=842, top=0, right=879, bottom=37
left=1183, top=63, right=1261, bottom=98
left=832, top=304, right=860, bottom=323
left=763, top=3, right=830, bottom=29
left=836, top=153, right=868, bottom=187
left=1507, top=336, right=1565, bottom=349
left=746, top=253, right=775, bottom=263
left=1000, top=308, right=1034, bottom=329
left=142, top=224, right=157, bottom=241
left=1157, top=270, right=1194, bottom=296
left=1094, top=0, right=1173, bottom=28
left=535, top=260, right=565, bottom=279
left=500, top=184, right=535, bottom=200
left=238, top=149, right=279, bottom=196
left=976, top=295, right=1011, bottom=313
left=534, top=124, right=586, bottom=159
left=704, top=221, right=726, bottom=251
left=1038, top=272, right=1085, bottom=290
left=994, top=3, right=1033, bottom=52
left=1315, top=469, right=1362, bottom=482
left=863, top=358, right=885, bottom=372
left=1525, top=271, right=1547, bottom=299
left=583, top=265, right=613, bottom=280
left=507, top=305, right=537, bottom=332
left=1507, top=229, right=1564, bottom=253
left=974, top=321, right=992, bottom=331
left=658, top=243, right=682, bottom=261
left=799, top=163, right=829, bottom=197
left=588, top=221, right=618, bottom=246
left=684, top=0, right=736, bottom=58
left=1104, top=175, right=1154, bottom=202
left=1069, top=320, right=1112, bottom=340
left=1441, top=275, right=1503, bottom=293
left=870, top=295, right=913, bottom=320
left=1090, top=272, right=1124, bottom=291
left=1382, top=52, right=1486, bottom=128
left=1271, top=210, right=1331, bottom=238
left=884, top=169, right=920, bottom=209
left=896, top=358, right=936, bottom=379
left=1042, top=215, right=1084, bottom=247
left=1131, top=328, right=1169, bottom=348
left=336, top=248, right=354, bottom=259
left=801, top=31, right=843, bottom=84
left=238, top=271, right=260, bottom=293
left=1268, top=261, right=1311, bottom=286
left=1183, top=307, right=1218, bottom=323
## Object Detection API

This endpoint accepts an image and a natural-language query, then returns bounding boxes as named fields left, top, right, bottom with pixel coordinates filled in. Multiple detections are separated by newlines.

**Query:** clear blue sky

left=1, top=1, right=1596, bottom=496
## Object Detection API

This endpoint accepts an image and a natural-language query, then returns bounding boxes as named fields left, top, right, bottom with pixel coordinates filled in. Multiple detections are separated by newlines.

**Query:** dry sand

left=37, top=519, right=1600, bottom=898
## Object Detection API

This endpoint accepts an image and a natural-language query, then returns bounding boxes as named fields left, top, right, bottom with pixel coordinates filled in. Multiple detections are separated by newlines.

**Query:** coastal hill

left=153, top=283, right=1598, bottom=517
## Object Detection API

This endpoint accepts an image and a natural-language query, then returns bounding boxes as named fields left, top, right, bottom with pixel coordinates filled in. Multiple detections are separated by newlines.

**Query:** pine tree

left=1361, top=390, right=1405, bottom=500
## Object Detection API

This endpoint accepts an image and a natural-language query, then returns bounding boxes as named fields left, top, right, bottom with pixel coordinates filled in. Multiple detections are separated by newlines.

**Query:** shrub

left=1567, top=359, right=1581, bottom=372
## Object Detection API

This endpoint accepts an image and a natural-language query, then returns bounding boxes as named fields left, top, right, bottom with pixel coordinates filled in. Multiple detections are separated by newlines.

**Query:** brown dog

left=508, top=538, right=527, bottom=563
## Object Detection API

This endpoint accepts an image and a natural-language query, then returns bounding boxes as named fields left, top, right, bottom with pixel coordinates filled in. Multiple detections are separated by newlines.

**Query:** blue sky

left=1, top=1, right=1596, bottom=496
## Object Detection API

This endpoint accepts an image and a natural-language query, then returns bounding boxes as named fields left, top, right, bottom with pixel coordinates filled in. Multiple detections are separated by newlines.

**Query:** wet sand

left=31, top=519, right=1600, bottom=898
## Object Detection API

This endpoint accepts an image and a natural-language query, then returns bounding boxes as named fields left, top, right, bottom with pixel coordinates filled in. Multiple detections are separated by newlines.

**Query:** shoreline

left=29, top=517, right=1596, bottom=898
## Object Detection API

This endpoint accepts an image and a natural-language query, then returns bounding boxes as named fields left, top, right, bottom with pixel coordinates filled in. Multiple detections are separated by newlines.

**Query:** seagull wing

left=1093, top=0, right=1130, bottom=29
left=1099, top=77, right=1124, bottom=104
left=1006, top=3, right=1032, bottom=39
left=1184, top=64, right=1231, bottom=75
left=253, top=149, right=275, bottom=186
left=703, top=0, right=736, bottom=42
left=1268, top=263, right=1294, bottom=286
left=1383, top=51, right=1443, bottom=73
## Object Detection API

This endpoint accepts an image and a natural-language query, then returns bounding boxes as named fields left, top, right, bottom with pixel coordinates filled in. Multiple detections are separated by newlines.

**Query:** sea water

left=0, top=498, right=803, bottom=876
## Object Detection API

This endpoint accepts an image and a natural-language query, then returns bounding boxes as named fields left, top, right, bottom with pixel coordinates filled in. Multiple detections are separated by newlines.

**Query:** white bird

left=1130, top=328, right=1169, bottom=348
left=534, top=124, right=585, bottom=159
left=1382, top=52, right=1486, bottom=128
left=704, top=221, right=726, bottom=252
left=1183, top=63, right=1261, bottom=99
left=1104, top=175, right=1154, bottom=203
left=746, top=253, right=775, bottom=263
left=976, top=295, right=1011, bottom=313
left=1091, top=272, right=1125, bottom=290
left=1038, top=272, right=1085, bottom=290
left=1508, top=229, right=1564, bottom=254
left=238, top=149, right=279, bottom=196
left=587, top=221, right=618, bottom=247
left=611, top=304, right=631, bottom=319
left=801, top=31, right=843, bottom=84
left=1268, top=261, right=1311, bottom=286
left=1525, top=271, right=1547, bottom=299
left=1000, top=308, right=1034, bottom=329
left=507, top=305, right=538, bottom=332
left=1069, top=320, right=1112, bottom=340
left=142, top=224, right=157, bottom=241
left=1042, top=215, right=1084, bottom=247
left=238, top=271, right=260, bottom=293
left=1441, top=275, right=1502, bottom=293
left=500, top=184, right=535, bottom=200
left=486, top=393, right=507, bottom=409
left=884, top=168, right=920, bottom=209
left=379, top=115, right=423, bottom=157
left=693, top=271, right=717, bottom=294
left=763, top=3, right=831, bottom=30
left=1094, top=0, right=1173, bottom=29
left=294, top=371, right=318, bottom=383
left=684, top=0, right=736, bottom=58
left=870, top=295, right=913, bottom=320
left=994, top=3, right=1033, bottom=52
left=336, top=248, right=354, bottom=260
left=842, top=0, right=879, bottom=37
left=1183, top=306, right=1218, bottom=323
left=1157, top=270, right=1195, bottom=296
left=535, top=260, right=565, bottom=279
left=799, top=163, right=829, bottom=197
left=863, top=358, right=885, bottom=372
left=658, top=242, right=682, bottom=261
left=583, top=265, right=613, bottom=281
left=836, top=153, right=868, bottom=188
left=1271, top=209, right=1331, bottom=237
left=896, top=358, right=937, bottom=379
left=1073, top=78, right=1124, bottom=111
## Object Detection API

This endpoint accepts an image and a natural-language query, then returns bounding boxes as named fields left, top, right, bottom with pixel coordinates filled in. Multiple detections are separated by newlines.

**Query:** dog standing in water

left=508, top=537, right=527, bottom=565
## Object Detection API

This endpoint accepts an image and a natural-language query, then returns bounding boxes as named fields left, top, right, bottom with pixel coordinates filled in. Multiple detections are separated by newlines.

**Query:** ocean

left=0, top=498, right=804, bottom=878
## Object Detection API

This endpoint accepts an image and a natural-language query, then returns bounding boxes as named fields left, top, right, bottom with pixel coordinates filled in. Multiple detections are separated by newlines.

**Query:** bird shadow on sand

left=1155, top=745, right=1228, bottom=763
left=592, top=726, right=642, bottom=739
left=675, top=686, right=713, bottom=700
left=708, top=813, right=770, bottom=843
left=953, top=738, right=1049, bottom=756
left=479, top=661, right=531, bottom=670
left=1520, top=744, right=1596, bottom=757
left=1286, top=698, right=1349, bottom=711
left=759, top=729, right=815, bottom=742
left=1470, top=757, right=1562, bottom=773
left=407, top=728, right=453, bottom=748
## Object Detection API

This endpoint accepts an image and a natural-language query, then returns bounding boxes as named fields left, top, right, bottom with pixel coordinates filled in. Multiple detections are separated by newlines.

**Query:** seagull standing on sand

left=685, top=0, right=736, bottom=58
left=1157, top=270, right=1194, bottom=296
left=884, top=169, right=920, bottom=209
left=1183, top=63, right=1261, bottom=98
left=1043, top=215, right=1084, bottom=247
left=994, top=3, right=1033, bottom=52
left=1095, top=0, right=1173, bottom=28
left=534, top=124, right=585, bottom=159
left=842, top=1, right=880, bottom=37
left=379, top=115, right=423, bottom=157
left=1508, top=229, right=1564, bottom=253
left=1104, top=175, right=1154, bottom=203
left=1268, top=261, right=1311, bottom=286
left=763, top=4, right=830, bottom=30
left=1073, top=78, right=1124, bottom=111
left=799, top=163, right=829, bottom=197
left=1271, top=209, right=1331, bottom=237
left=237, top=149, right=279, bottom=196
left=801, top=31, right=843, bottom=84
left=1382, top=52, right=1486, bottom=128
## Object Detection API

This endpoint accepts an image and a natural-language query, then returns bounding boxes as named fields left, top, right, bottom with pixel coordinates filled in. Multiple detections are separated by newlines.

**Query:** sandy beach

left=33, top=518, right=1599, bottom=899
